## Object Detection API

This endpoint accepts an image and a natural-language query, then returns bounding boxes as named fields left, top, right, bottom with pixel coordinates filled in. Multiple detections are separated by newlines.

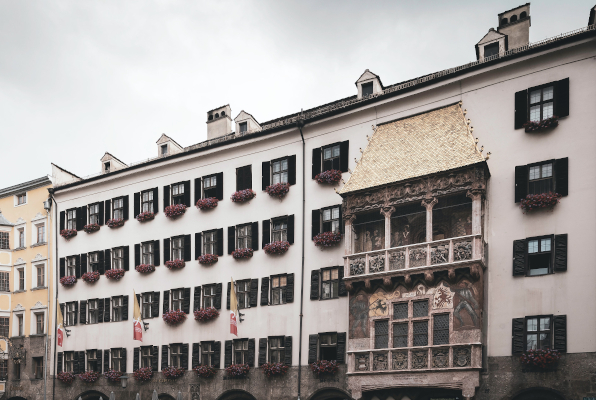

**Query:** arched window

left=501, top=18, right=508, bottom=25
left=221, top=111, right=226, bottom=117
left=520, top=11, right=527, bottom=19
left=510, top=14, right=518, bottom=22
left=215, top=113, right=219, bottom=118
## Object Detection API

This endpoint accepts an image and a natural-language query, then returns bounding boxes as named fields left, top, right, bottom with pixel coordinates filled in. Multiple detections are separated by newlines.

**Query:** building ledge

left=13, top=247, right=26, bottom=252
left=31, top=287, right=47, bottom=291
left=30, top=242, right=46, bottom=248
left=12, top=290, right=26, bottom=294
left=29, top=334, right=46, bottom=338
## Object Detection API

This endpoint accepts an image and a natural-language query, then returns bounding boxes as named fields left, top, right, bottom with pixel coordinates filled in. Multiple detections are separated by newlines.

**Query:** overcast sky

left=0, top=0, right=593, bottom=188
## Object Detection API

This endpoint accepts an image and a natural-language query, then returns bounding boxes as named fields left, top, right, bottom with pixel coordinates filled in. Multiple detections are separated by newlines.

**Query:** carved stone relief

left=356, top=354, right=369, bottom=371
left=411, top=350, right=428, bottom=369
left=392, top=351, right=408, bottom=370
left=350, top=258, right=365, bottom=276
left=369, top=255, right=385, bottom=273
left=453, top=347, right=471, bottom=367
left=373, top=353, right=388, bottom=371
left=432, top=348, right=449, bottom=368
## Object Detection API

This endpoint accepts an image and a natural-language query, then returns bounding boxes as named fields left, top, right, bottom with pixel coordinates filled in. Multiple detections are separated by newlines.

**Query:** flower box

left=83, top=223, right=100, bottom=233
left=135, top=264, right=155, bottom=274
left=136, top=212, right=155, bottom=222
left=264, top=241, right=290, bottom=255
left=164, top=204, right=187, bottom=219
left=313, top=232, right=342, bottom=247
left=162, top=309, right=187, bottom=325
left=60, top=276, right=77, bottom=287
left=523, top=116, right=559, bottom=133
left=315, top=169, right=342, bottom=185
left=78, top=370, right=100, bottom=383
left=194, top=307, right=219, bottom=322
left=261, top=362, right=289, bottom=377
left=105, top=269, right=125, bottom=280
left=198, top=254, right=218, bottom=265
left=133, top=366, right=153, bottom=381
left=225, top=364, right=249, bottom=377
left=81, top=271, right=100, bottom=283
left=57, top=371, right=76, bottom=384
left=520, top=349, right=561, bottom=369
left=310, top=360, right=338, bottom=376
left=106, top=218, right=125, bottom=228
left=194, top=365, right=216, bottom=379
left=265, top=183, right=290, bottom=199
left=104, top=369, right=123, bottom=382
left=60, top=229, right=77, bottom=240
left=162, top=366, right=185, bottom=379
left=231, top=189, right=256, bottom=203
left=520, top=192, right=562, bottom=213
left=196, top=197, right=219, bottom=210
left=165, top=259, right=185, bottom=270
left=232, top=248, right=253, bottom=259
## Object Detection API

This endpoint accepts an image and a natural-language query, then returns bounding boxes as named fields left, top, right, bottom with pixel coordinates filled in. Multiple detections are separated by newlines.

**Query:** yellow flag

left=57, top=301, right=64, bottom=347
left=133, top=290, right=143, bottom=341
left=230, top=278, right=238, bottom=336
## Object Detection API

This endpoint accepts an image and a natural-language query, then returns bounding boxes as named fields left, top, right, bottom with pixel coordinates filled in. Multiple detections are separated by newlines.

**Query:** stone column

left=421, top=197, right=438, bottom=242
left=381, top=207, right=395, bottom=249
left=344, top=214, right=355, bottom=255
left=467, top=189, right=483, bottom=235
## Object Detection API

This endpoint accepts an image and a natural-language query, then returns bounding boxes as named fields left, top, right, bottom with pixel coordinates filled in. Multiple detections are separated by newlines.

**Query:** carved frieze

left=454, top=241, right=473, bottom=261
left=389, top=250, right=406, bottom=270
left=356, top=354, right=369, bottom=371
left=411, top=350, right=428, bottom=369
left=453, top=347, right=472, bottom=367
left=431, top=245, right=449, bottom=265
left=369, top=255, right=385, bottom=273
left=432, top=348, right=449, bottom=368
left=392, top=351, right=408, bottom=370
left=350, top=258, right=365, bottom=276
left=373, top=353, right=388, bottom=371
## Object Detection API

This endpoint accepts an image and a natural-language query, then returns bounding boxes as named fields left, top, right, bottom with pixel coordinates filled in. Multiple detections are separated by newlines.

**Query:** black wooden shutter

left=194, top=178, right=201, bottom=204
left=228, top=226, right=235, bottom=254
left=284, top=336, right=292, bottom=366
left=121, top=348, right=127, bottom=372
left=104, top=249, right=111, bottom=274
left=308, top=335, right=318, bottom=364
left=123, top=246, right=129, bottom=271
left=262, top=161, right=270, bottom=190
left=163, top=238, right=171, bottom=263
left=286, top=273, right=294, bottom=303
left=261, top=277, right=269, bottom=306
left=226, top=282, right=231, bottom=310
left=258, top=338, right=267, bottom=366
left=512, top=318, right=525, bottom=353
left=555, top=78, right=569, bottom=118
left=312, top=209, right=320, bottom=239
left=184, top=234, right=191, bottom=262
left=340, top=141, right=350, bottom=172
left=192, top=343, right=200, bottom=369
left=312, top=148, right=321, bottom=179
left=152, top=292, right=160, bottom=318
left=181, top=343, right=189, bottom=370
left=214, top=283, right=222, bottom=310
left=194, top=286, right=201, bottom=311
left=514, top=89, right=528, bottom=129
left=251, top=222, right=259, bottom=250
left=57, top=352, right=63, bottom=372
left=213, top=342, right=221, bottom=368
left=123, top=195, right=129, bottom=221
left=73, top=351, right=79, bottom=374
left=153, top=240, right=160, bottom=266
left=59, top=258, right=65, bottom=278
left=182, top=288, right=191, bottom=314
left=151, top=346, right=159, bottom=371
left=98, top=202, right=104, bottom=226
left=75, top=254, right=82, bottom=278
left=60, top=211, right=65, bottom=231
left=163, top=185, right=170, bottom=210
left=122, top=296, right=129, bottom=321
left=288, top=155, right=297, bottom=185
left=215, top=172, right=224, bottom=200
left=249, top=279, right=258, bottom=308
left=195, top=233, right=202, bottom=259
left=555, top=157, right=568, bottom=196
left=163, top=290, right=170, bottom=314
left=97, top=299, right=104, bottom=324
left=96, top=251, right=104, bottom=275
left=134, top=244, right=140, bottom=266
left=79, top=351, right=86, bottom=373
left=133, top=348, right=140, bottom=371
left=183, top=181, right=191, bottom=207
left=224, top=340, right=232, bottom=368
left=553, top=315, right=567, bottom=352
left=104, top=350, right=110, bottom=372
left=96, top=349, right=102, bottom=373
left=554, top=234, right=568, bottom=272
left=104, top=200, right=111, bottom=222
left=310, top=270, right=319, bottom=300
left=161, top=346, right=169, bottom=370
left=514, top=166, right=528, bottom=203
left=76, top=207, right=85, bottom=231
left=513, top=239, right=527, bottom=276
left=103, top=298, right=111, bottom=322
left=216, top=229, right=224, bottom=256
left=287, top=215, right=295, bottom=244
left=73, top=301, right=79, bottom=325
left=80, top=300, right=87, bottom=325
left=247, top=339, right=255, bottom=367
left=134, top=192, right=140, bottom=218
left=262, top=219, right=270, bottom=248
left=337, top=332, right=346, bottom=363
left=338, top=266, right=347, bottom=296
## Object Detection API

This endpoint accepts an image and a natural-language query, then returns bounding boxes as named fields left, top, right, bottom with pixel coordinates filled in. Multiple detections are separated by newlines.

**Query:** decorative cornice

left=14, top=258, right=25, bottom=266
left=31, top=212, right=46, bottom=222
left=14, top=218, right=25, bottom=226
left=31, top=301, right=46, bottom=310
left=32, top=254, right=46, bottom=263
left=13, top=304, right=24, bottom=312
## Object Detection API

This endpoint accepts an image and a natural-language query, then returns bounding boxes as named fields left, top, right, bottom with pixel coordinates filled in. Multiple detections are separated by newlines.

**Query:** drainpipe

left=296, top=114, right=306, bottom=400
left=44, top=196, right=52, bottom=400
left=48, top=188, right=58, bottom=400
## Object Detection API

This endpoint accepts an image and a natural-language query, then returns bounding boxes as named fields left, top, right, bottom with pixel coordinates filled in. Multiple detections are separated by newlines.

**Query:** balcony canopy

left=340, top=103, right=486, bottom=195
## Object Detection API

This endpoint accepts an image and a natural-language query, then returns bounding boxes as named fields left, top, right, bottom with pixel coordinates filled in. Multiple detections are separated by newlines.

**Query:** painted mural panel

left=349, top=292, right=369, bottom=338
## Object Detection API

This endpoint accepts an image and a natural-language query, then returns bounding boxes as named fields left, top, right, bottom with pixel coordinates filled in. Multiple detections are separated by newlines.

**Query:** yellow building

left=0, top=176, right=53, bottom=399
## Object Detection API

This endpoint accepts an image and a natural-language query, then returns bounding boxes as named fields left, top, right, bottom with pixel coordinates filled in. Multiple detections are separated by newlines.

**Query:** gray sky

left=1, top=0, right=593, bottom=188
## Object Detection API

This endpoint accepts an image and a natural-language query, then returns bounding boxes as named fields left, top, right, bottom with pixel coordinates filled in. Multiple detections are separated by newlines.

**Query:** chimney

left=206, top=105, right=232, bottom=140
left=497, top=3, right=531, bottom=50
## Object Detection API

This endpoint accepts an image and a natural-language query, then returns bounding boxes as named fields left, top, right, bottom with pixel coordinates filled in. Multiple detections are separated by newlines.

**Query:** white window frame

left=172, top=237, right=184, bottom=260
left=141, top=293, right=153, bottom=319
left=16, top=267, right=25, bottom=291
left=14, top=193, right=27, bottom=207
left=35, top=264, right=45, bottom=288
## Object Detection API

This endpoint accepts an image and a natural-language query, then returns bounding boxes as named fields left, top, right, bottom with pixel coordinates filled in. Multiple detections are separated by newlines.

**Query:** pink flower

left=60, top=276, right=77, bottom=286
left=523, top=116, right=559, bottom=133
left=133, top=366, right=153, bottom=381
left=162, top=366, right=185, bottom=379
left=162, top=310, right=187, bottom=325
left=81, top=271, right=100, bottom=283
left=265, top=183, right=290, bottom=199
left=135, top=264, right=155, bottom=273
left=264, top=241, right=290, bottom=255
left=520, top=192, right=562, bottom=213
left=232, top=248, right=253, bottom=259
left=165, top=259, right=185, bottom=270
left=225, top=364, right=249, bottom=377
left=57, top=371, right=76, bottom=384
left=310, top=360, right=338, bottom=376
left=78, top=370, right=100, bottom=383
left=196, top=197, right=219, bottom=210
left=60, top=229, right=77, bottom=240
left=315, top=169, right=342, bottom=184
left=83, top=223, right=100, bottom=233
left=164, top=204, right=187, bottom=218
left=194, top=365, right=216, bottom=378
left=261, top=362, right=289, bottom=377
left=104, top=369, right=123, bottom=382
left=136, top=212, right=155, bottom=222
left=313, top=232, right=342, bottom=247
left=105, top=269, right=125, bottom=280
left=194, top=307, right=219, bottom=322
left=106, top=218, right=125, bottom=228
left=231, top=189, right=256, bottom=203
left=198, top=254, right=218, bottom=265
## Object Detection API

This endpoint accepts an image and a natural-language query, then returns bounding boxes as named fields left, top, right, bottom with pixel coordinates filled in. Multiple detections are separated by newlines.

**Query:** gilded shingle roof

left=340, top=103, right=485, bottom=194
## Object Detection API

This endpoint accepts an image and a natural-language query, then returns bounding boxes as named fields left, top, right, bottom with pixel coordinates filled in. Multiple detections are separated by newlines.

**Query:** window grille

left=413, top=300, right=428, bottom=318
left=393, top=303, right=408, bottom=320
left=413, top=320, right=428, bottom=346
left=528, top=162, right=553, bottom=195
left=393, top=322, right=408, bottom=348
left=374, top=320, right=389, bottom=349
left=433, top=314, right=450, bottom=345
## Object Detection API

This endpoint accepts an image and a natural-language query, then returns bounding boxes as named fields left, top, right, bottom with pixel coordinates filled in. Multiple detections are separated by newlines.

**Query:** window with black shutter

left=201, top=341, right=216, bottom=366
left=236, top=280, right=250, bottom=310
left=514, top=78, right=569, bottom=129
left=260, top=277, right=269, bottom=306
left=236, top=165, right=252, bottom=191
left=319, top=333, right=337, bottom=361
left=233, top=339, right=249, bottom=364
left=512, top=234, right=567, bottom=277
left=202, top=174, right=218, bottom=199
left=514, top=158, right=568, bottom=202
left=171, top=182, right=188, bottom=206
left=270, top=275, right=287, bottom=305
left=524, top=315, right=553, bottom=351
left=202, top=230, right=218, bottom=255
left=320, top=267, right=339, bottom=299
left=140, top=189, right=155, bottom=214
left=66, top=208, right=77, bottom=230
left=89, top=203, right=100, bottom=225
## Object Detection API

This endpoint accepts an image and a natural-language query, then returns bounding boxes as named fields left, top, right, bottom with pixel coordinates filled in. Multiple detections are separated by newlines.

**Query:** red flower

left=165, top=259, right=185, bottom=270
left=105, top=269, right=125, bottom=280
left=133, top=366, right=153, bottom=381
left=135, top=264, right=155, bottom=273
left=313, top=232, right=342, bottom=247
left=106, top=218, right=125, bottom=228
left=198, top=254, right=218, bottom=265
left=194, top=365, right=216, bottom=378
left=520, top=192, right=562, bottom=213
left=57, top=371, right=76, bottom=384
left=104, top=369, right=123, bottom=382
left=81, top=271, right=100, bottom=283
left=162, top=310, right=187, bottom=325
left=231, top=189, right=256, bottom=203
left=162, top=366, right=185, bottom=379
left=232, top=248, right=253, bottom=259
left=264, top=241, right=290, bottom=255
left=310, top=360, right=338, bottom=376
left=265, top=183, right=290, bottom=199
left=520, top=349, right=561, bottom=369
left=194, top=307, right=219, bottom=322
left=196, top=197, right=219, bottom=210
left=523, top=116, right=559, bottom=133
left=78, top=370, right=100, bottom=383
left=60, top=229, right=77, bottom=240
left=164, top=204, right=187, bottom=218
left=225, top=364, right=249, bottom=377
left=315, top=169, right=342, bottom=184
left=60, top=276, right=77, bottom=286
left=83, top=223, right=100, bottom=233
left=136, top=212, right=155, bottom=222
left=261, top=362, right=288, bottom=377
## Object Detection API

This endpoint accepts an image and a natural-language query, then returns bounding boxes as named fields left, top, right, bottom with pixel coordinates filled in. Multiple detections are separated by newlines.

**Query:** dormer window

left=484, top=42, right=499, bottom=58
left=239, top=122, right=247, bottom=133
left=104, top=162, right=110, bottom=173
left=362, top=82, right=373, bottom=97
left=161, top=145, right=168, bottom=156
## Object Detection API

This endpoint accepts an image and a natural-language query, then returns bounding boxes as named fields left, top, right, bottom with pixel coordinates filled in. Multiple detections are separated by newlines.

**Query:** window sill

left=11, top=335, right=25, bottom=339
left=319, top=297, right=339, bottom=301
left=13, top=247, right=26, bottom=251
left=13, top=290, right=27, bottom=294
left=30, top=334, right=46, bottom=337
left=31, top=242, right=47, bottom=248
left=31, top=286, right=48, bottom=291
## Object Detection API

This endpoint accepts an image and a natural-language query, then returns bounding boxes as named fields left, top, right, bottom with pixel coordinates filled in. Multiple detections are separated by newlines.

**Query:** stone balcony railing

left=348, top=343, right=481, bottom=374
left=344, top=234, right=483, bottom=279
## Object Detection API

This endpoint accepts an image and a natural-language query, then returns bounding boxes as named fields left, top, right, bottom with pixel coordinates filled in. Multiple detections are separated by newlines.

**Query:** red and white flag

left=57, top=302, right=64, bottom=347
left=230, top=278, right=238, bottom=336
left=133, top=290, right=143, bottom=342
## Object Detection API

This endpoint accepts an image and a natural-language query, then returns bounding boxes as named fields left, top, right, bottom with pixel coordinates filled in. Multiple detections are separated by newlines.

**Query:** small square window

left=319, top=333, right=337, bottom=361
left=413, top=300, right=428, bottom=318
left=413, top=320, right=428, bottom=346
left=393, top=302, right=408, bottom=320
left=161, top=145, right=168, bottom=155
left=16, top=193, right=27, bottom=205
left=239, top=122, right=248, bottom=133
left=374, top=320, right=389, bottom=349
left=393, top=322, right=408, bottom=347
left=361, top=82, right=373, bottom=97
left=527, top=236, right=552, bottom=276
left=483, top=42, right=500, bottom=58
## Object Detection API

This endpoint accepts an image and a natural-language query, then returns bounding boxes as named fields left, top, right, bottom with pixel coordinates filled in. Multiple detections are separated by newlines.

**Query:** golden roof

left=340, top=103, right=485, bottom=194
